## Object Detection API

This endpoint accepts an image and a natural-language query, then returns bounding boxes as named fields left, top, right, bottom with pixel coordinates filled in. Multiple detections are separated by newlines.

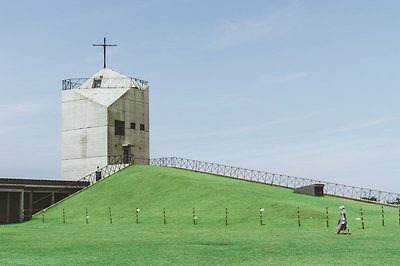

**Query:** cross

left=92, top=37, right=117, bottom=68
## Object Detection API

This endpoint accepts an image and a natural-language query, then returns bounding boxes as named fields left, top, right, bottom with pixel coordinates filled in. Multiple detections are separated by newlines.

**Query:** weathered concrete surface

left=294, top=184, right=325, bottom=196
left=61, top=68, right=149, bottom=180
left=108, top=87, right=149, bottom=165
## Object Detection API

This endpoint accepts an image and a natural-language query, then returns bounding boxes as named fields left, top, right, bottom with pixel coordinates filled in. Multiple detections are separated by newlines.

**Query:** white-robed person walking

left=336, top=206, right=351, bottom=235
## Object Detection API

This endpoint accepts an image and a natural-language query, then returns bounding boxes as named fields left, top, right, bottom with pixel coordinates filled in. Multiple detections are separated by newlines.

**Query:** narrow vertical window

left=140, top=124, right=145, bottom=131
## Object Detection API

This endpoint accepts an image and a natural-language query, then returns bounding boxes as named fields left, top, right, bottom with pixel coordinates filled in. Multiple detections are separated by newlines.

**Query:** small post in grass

left=381, top=206, right=385, bottom=227
left=163, top=208, right=166, bottom=225
left=109, top=208, right=113, bottom=224
left=136, top=208, right=140, bottom=224
left=225, top=208, right=228, bottom=226
left=86, top=208, right=89, bottom=224
left=63, top=208, right=65, bottom=224
left=398, top=205, right=400, bottom=226
left=193, top=208, right=197, bottom=225
left=259, top=208, right=264, bottom=226
left=360, top=207, right=365, bottom=229
left=42, top=210, right=45, bottom=223
left=325, top=207, right=329, bottom=228
left=297, top=207, right=301, bottom=227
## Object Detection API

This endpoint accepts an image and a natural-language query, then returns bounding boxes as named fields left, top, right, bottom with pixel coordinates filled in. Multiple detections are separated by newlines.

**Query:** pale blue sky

left=0, top=0, right=399, bottom=192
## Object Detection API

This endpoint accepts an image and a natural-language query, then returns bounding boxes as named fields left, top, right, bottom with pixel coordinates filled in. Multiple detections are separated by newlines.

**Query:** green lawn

left=1, top=165, right=399, bottom=265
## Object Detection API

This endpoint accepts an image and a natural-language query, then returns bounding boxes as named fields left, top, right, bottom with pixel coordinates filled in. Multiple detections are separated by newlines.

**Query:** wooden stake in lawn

left=42, top=210, right=45, bottom=223
left=259, top=208, right=264, bottom=226
left=225, top=208, right=228, bottom=226
left=381, top=206, right=385, bottom=227
left=297, top=207, right=301, bottom=227
left=360, top=207, right=365, bottom=229
left=109, top=208, right=113, bottom=224
left=163, top=208, right=166, bottom=225
left=63, top=208, right=65, bottom=224
left=326, top=207, right=329, bottom=228
left=136, top=208, right=140, bottom=224
left=193, top=208, right=197, bottom=225
left=86, top=208, right=89, bottom=224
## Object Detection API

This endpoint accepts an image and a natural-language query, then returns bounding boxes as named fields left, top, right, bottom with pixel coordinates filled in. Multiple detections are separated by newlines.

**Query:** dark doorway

left=123, top=147, right=130, bottom=164
left=0, top=192, right=22, bottom=224
left=0, top=192, right=7, bottom=223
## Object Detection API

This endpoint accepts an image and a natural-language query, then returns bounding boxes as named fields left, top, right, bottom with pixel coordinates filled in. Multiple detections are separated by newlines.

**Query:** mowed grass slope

left=1, top=165, right=399, bottom=265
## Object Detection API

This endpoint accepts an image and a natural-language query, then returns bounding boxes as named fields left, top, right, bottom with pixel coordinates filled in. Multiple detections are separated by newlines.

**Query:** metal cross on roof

left=92, top=37, right=117, bottom=68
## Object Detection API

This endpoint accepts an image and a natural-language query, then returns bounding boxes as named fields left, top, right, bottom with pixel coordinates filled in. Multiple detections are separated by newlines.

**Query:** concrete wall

left=107, top=88, right=149, bottom=164
left=294, top=184, right=324, bottom=196
left=62, top=75, right=150, bottom=180
left=61, top=90, right=108, bottom=180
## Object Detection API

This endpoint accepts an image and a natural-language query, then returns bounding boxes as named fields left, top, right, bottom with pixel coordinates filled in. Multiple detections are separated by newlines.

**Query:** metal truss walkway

left=150, top=157, right=400, bottom=206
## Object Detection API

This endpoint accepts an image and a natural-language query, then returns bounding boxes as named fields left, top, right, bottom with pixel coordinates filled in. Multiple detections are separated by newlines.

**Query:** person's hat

left=339, top=205, right=345, bottom=210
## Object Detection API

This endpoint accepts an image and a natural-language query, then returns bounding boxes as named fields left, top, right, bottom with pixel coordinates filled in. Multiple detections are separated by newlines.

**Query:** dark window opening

left=115, top=120, right=125, bottom=136
left=130, top=123, right=136, bottom=129
left=140, top=124, right=145, bottom=131
left=92, top=78, right=102, bottom=88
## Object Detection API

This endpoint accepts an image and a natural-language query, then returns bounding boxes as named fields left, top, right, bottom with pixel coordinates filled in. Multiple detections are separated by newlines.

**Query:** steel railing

left=150, top=157, right=400, bottom=205
left=30, top=155, right=135, bottom=217
left=31, top=155, right=400, bottom=219
left=62, top=77, right=148, bottom=90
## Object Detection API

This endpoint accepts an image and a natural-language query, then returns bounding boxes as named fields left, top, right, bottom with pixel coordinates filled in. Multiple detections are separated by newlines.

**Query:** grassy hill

left=1, top=165, right=399, bottom=265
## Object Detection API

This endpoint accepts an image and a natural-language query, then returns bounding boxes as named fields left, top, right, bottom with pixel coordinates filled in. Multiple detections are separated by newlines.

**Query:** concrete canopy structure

left=0, top=178, right=89, bottom=224
left=62, top=68, right=149, bottom=180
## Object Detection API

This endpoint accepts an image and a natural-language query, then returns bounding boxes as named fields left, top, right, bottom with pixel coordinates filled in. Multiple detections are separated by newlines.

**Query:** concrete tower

left=61, top=68, right=149, bottom=180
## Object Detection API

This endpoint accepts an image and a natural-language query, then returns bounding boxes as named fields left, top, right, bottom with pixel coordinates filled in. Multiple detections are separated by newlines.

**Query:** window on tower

left=131, top=123, right=136, bottom=129
left=115, top=120, right=125, bottom=136
left=92, top=78, right=102, bottom=88
left=140, top=124, right=145, bottom=131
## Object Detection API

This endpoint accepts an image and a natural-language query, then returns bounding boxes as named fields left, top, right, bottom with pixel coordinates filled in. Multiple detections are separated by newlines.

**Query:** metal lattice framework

left=79, top=154, right=135, bottom=184
left=150, top=157, right=400, bottom=206
left=62, top=77, right=148, bottom=90
left=32, top=155, right=135, bottom=215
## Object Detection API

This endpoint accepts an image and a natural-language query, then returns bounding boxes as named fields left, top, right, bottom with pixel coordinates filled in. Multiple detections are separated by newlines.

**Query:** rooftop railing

left=62, top=77, right=149, bottom=91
